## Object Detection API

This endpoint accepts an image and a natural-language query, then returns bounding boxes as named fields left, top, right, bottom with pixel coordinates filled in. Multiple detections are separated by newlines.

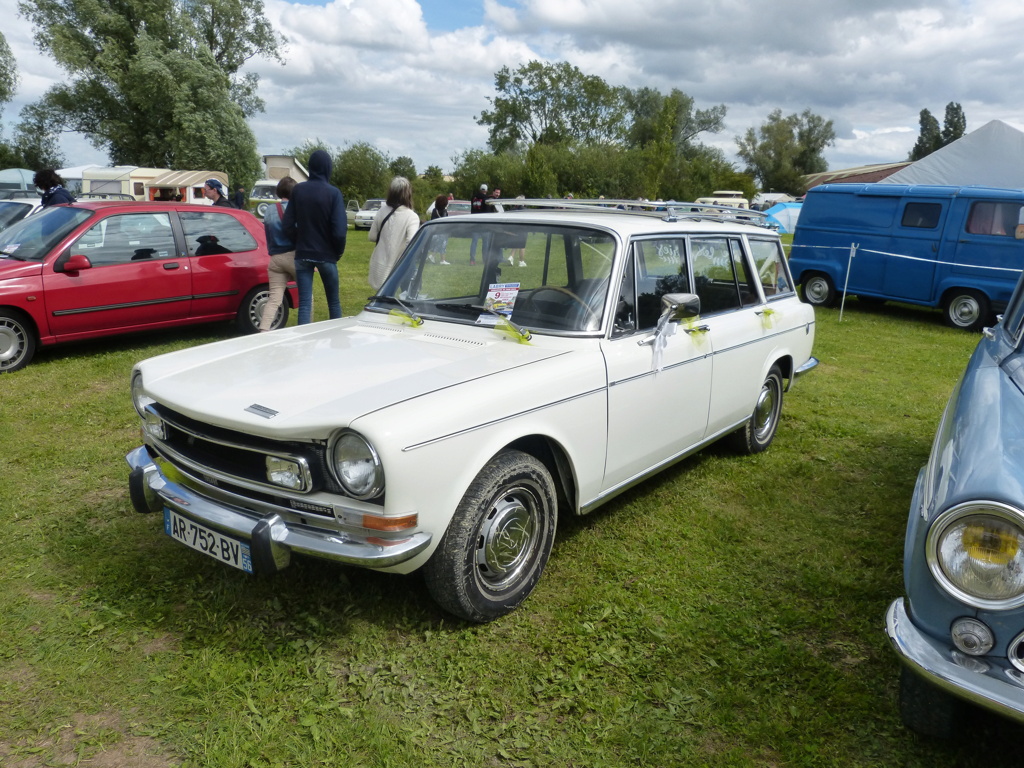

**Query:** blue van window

left=966, top=202, right=1024, bottom=237
left=901, top=203, right=941, bottom=229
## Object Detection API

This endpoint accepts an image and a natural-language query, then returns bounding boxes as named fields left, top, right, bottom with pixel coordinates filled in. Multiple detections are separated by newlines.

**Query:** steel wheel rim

left=805, top=278, right=828, bottom=303
left=0, top=319, right=27, bottom=368
left=950, top=296, right=980, bottom=327
left=754, top=377, right=779, bottom=442
left=475, top=486, right=542, bottom=592
left=248, top=289, right=281, bottom=329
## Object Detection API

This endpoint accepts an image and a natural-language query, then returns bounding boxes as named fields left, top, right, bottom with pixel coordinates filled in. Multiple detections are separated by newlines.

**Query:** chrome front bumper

left=127, top=445, right=432, bottom=573
left=885, top=597, right=1024, bottom=725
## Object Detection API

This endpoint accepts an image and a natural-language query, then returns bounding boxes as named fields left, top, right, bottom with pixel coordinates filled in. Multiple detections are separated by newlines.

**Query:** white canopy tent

left=880, top=120, right=1024, bottom=188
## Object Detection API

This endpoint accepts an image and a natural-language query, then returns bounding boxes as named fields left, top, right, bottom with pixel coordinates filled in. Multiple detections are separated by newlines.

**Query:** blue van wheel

left=942, top=289, right=989, bottom=332
left=802, top=273, right=836, bottom=307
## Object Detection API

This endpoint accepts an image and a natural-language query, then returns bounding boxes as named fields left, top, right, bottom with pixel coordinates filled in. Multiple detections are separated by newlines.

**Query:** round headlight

left=330, top=431, right=384, bottom=499
left=928, top=502, right=1024, bottom=609
left=131, top=371, right=155, bottom=417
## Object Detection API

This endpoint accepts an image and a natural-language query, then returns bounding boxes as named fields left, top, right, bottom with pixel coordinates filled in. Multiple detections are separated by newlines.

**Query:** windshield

left=361, top=199, right=384, bottom=211
left=0, top=206, right=93, bottom=261
left=370, top=220, right=617, bottom=333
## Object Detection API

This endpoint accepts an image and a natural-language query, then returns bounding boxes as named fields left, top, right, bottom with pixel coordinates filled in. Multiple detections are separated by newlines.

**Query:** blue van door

left=877, top=198, right=946, bottom=302
left=950, top=198, right=1024, bottom=312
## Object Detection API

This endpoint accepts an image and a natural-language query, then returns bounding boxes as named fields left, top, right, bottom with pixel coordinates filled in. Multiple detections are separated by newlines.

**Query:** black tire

left=942, top=289, right=990, bottom=332
left=236, top=285, right=287, bottom=334
left=0, top=309, right=37, bottom=373
left=424, top=450, right=557, bottom=623
left=802, top=272, right=836, bottom=307
left=898, top=666, right=960, bottom=739
left=730, top=365, right=783, bottom=455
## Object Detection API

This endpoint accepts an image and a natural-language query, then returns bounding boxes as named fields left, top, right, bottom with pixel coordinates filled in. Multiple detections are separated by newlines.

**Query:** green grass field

left=1, top=230, right=1021, bottom=766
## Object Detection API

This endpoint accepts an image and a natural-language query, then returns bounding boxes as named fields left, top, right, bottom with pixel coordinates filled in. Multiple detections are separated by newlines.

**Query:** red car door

left=177, top=209, right=266, bottom=320
left=42, top=211, right=192, bottom=338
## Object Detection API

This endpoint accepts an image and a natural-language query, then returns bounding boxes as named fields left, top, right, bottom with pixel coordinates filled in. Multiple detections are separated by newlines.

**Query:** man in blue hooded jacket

left=281, top=149, right=347, bottom=323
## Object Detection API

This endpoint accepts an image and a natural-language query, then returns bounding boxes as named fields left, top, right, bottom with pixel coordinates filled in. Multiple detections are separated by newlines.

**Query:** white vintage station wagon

left=127, top=200, right=817, bottom=622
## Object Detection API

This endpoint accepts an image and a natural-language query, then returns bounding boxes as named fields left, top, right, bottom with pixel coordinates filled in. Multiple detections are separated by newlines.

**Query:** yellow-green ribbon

left=388, top=309, right=424, bottom=327
left=494, top=316, right=532, bottom=344
left=760, top=307, right=775, bottom=328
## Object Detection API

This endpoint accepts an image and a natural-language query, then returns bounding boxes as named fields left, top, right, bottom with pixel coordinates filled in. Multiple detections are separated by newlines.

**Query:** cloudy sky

left=4, top=0, right=1024, bottom=179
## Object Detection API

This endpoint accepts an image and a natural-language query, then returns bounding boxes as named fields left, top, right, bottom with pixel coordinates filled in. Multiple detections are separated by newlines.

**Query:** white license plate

left=165, top=508, right=253, bottom=573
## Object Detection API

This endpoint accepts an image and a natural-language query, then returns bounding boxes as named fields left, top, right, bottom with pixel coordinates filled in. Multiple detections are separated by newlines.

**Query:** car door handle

left=684, top=325, right=710, bottom=334
left=163, top=262, right=180, bottom=270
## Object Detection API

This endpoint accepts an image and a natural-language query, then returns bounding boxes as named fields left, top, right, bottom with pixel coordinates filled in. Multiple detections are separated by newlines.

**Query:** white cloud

left=6, top=0, right=1024, bottom=182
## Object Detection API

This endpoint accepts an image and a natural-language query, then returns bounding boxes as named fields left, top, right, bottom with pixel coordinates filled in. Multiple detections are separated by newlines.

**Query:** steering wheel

left=523, top=285, right=598, bottom=325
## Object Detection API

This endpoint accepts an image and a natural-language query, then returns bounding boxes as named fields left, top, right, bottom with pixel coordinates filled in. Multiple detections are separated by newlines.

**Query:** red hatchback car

left=0, top=201, right=297, bottom=371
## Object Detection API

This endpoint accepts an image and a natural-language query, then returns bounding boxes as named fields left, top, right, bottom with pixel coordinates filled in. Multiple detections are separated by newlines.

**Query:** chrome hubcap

left=476, top=489, right=539, bottom=590
left=0, top=319, right=26, bottom=367
left=754, top=380, right=778, bottom=441
left=950, top=296, right=980, bottom=326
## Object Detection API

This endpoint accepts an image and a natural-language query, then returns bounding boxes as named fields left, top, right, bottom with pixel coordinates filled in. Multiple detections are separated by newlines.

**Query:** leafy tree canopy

left=389, top=155, right=416, bottom=180
left=736, top=108, right=835, bottom=195
left=477, top=61, right=626, bottom=152
left=18, top=0, right=281, bottom=189
left=909, top=102, right=966, bottom=161
left=0, top=32, right=17, bottom=114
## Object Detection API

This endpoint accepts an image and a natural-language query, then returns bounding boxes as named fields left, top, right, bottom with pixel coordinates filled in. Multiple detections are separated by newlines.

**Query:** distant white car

left=354, top=198, right=384, bottom=229
left=127, top=201, right=818, bottom=622
left=0, top=199, right=41, bottom=232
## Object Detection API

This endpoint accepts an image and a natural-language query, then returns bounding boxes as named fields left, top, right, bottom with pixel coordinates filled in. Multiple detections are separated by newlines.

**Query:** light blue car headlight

left=927, top=501, right=1024, bottom=609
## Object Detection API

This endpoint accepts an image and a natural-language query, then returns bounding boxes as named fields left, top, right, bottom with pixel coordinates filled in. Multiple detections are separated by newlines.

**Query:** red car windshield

left=0, top=206, right=93, bottom=261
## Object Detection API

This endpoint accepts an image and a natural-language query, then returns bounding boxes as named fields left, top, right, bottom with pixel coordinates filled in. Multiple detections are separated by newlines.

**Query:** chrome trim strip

left=127, top=446, right=430, bottom=569
left=885, top=598, right=1024, bottom=725
left=794, top=356, right=818, bottom=377
left=402, top=386, right=606, bottom=451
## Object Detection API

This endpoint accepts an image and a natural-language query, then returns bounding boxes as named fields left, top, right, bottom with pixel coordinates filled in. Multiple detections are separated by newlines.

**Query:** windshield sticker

left=477, top=282, right=521, bottom=325
left=3, top=244, right=20, bottom=254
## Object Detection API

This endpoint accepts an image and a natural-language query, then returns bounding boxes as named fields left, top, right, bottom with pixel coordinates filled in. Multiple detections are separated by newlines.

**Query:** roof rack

left=489, top=197, right=773, bottom=227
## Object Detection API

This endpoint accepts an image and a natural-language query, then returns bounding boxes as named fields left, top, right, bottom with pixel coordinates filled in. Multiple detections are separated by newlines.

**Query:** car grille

left=151, top=404, right=345, bottom=496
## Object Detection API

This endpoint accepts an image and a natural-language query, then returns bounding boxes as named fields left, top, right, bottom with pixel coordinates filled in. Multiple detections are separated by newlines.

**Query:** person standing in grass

left=259, top=177, right=297, bottom=331
left=281, top=149, right=346, bottom=323
left=368, top=176, right=419, bottom=291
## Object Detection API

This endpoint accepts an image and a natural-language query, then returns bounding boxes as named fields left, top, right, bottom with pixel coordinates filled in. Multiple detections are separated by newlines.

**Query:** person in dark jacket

left=203, top=178, right=235, bottom=207
left=280, top=149, right=346, bottom=323
left=232, top=186, right=246, bottom=210
left=34, top=169, right=76, bottom=207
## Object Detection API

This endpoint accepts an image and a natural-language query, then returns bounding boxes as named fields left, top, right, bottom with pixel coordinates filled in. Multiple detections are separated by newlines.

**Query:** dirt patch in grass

left=0, top=713, right=177, bottom=767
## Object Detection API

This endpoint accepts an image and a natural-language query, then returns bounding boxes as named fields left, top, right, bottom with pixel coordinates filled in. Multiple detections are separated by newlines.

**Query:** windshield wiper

left=436, top=303, right=532, bottom=341
left=367, top=294, right=423, bottom=326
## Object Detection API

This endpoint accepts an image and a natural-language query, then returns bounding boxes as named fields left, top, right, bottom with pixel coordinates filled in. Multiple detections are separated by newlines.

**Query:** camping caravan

left=82, top=166, right=165, bottom=200
left=146, top=170, right=229, bottom=205
left=695, top=190, right=749, bottom=210
left=789, top=183, right=1024, bottom=331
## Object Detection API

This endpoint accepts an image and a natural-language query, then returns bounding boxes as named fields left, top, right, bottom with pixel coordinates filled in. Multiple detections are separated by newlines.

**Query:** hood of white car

left=140, top=315, right=569, bottom=437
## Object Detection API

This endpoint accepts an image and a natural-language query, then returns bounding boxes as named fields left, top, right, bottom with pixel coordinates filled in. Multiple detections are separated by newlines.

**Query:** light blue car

left=886, top=271, right=1024, bottom=735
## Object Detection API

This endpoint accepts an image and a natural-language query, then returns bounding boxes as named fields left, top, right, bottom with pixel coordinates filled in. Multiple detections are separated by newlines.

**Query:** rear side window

left=748, top=238, right=794, bottom=299
left=180, top=211, right=258, bottom=256
left=966, top=201, right=1024, bottom=237
left=901, top=203, right=942, bottom=229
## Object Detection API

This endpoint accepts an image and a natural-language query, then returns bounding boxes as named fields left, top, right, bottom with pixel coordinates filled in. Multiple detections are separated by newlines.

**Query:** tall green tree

left=389, top=156, right=416, bottom=180
left=909, top=102, right=967, bottom=160
left=0, top=32, right=16, bottom=114
left=940, top=102, right=966, bottom=146
left=909, top=108, right=942, bottom=160
left=335, top=141, right=390, bottom=204
left=17, top=0, right=281, bottom=187
left=623, top=87, right=726, bottom=153
left=736, top=109, right=835, bottom=195
left=477, top=61, right=625, bottom=152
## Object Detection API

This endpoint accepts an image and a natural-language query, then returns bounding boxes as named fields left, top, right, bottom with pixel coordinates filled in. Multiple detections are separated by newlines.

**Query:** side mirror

left=61, top=253, right=93, bottom=273
left=659, top=292, right=701, bottom=322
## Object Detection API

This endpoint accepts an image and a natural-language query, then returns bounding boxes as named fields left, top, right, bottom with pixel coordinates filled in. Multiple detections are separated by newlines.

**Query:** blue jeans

left=295, top=259, right=342, bottom=324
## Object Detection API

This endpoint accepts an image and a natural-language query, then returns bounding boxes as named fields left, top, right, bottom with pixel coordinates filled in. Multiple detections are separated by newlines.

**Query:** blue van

left=789, top=184, right=1024, bottom=330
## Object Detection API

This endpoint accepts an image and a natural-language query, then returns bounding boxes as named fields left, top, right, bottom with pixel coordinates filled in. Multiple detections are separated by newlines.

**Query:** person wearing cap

left=203, top=179, right=235, bottom=207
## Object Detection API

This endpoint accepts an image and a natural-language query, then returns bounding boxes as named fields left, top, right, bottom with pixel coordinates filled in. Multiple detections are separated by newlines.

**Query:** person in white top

left=368, top=176, right=420, bottom=291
